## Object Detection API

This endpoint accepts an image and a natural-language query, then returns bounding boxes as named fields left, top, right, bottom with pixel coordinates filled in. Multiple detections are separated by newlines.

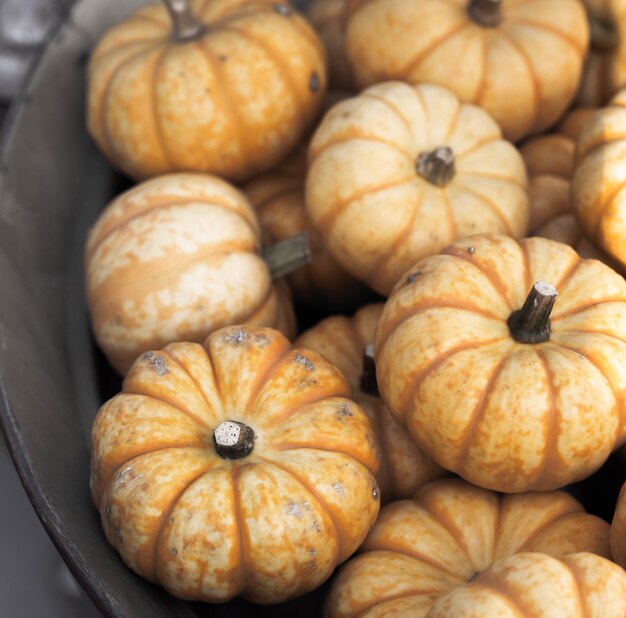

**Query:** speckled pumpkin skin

left=306, top=81, right=529, bottom=296
left=296, top=304, right=444, bottom=502
left=578, top=0, right=626, bottom=106
left=344, top=0, right=588, bottom=142
left=427, top=552, right=626, bottom=618
left=376, top=234, right=626, bottom=492
left=573, top=89, right=626, bottom=271
left=325, top=479, right=611, bottom=618
left=91, top=325, right=381, bottom=604
left=611, top=481, right=626, bottom=568
left=87, top=0, right=327, bottom=182
left=244, top=149, right=367, bottom=311
left=85, top=174, right=295, bottom=375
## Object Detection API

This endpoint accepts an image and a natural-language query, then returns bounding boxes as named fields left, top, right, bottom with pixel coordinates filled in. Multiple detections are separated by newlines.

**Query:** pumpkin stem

left=467, top=0, right=502, bottom=28
left=360, top=343, right=379, bottom=396
left=263, top=232, right=312, bottom=279
left=213, top=420, right=255, bottom=459
left=162, top=0, right=206, bottom=43
left=590, top=18, right=618, bottom=52
left=416, top=146, right=456, bottom=187
left=507, top=281, right=558, bottom=344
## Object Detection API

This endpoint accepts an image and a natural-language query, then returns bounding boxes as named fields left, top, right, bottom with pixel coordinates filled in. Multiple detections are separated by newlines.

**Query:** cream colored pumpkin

left=376, top=234, right=626, bottom=492
left=244, top=149, right=367, bottom=310
left=573, top=88, right=626, bottom=271
left=344, top=0, right=589, bottom=141
left=85, top=173, right=296, bottom=374
left=306, top=81, right=529, bottom=296
left=91, top=326, right=381, bottom=604
left=296, top=304, right=444, bottom=502
left=87, top=0, right=327, bottom=182
left=325, top=479, right=612, bottom=617
left=579, top=0, right=626, bottom=106
left=427, top=553, right=626, bottom=618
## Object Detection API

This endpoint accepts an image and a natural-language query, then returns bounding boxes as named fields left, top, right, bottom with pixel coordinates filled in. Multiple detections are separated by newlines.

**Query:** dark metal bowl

left=0, top=1, right=325, bottom=615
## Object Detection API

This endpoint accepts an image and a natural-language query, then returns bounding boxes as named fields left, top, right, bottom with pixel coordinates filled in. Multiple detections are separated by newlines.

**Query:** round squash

left=91, top=325, right=381, bottom=604
left=306, top=81, right=529, bottom=296
left=611, top=481, right=626, bottom=568
left=325, top=478, right=611, bottom=617
left=578, top=0, right=626, bottom=106
left=244, top=149, right=368, bottom=311
left=307, top=0, right=352, bottom=90
left=344, top=0, right=589, bottom=141
left=573, top=88, right=626, bottom=271
left=87, top=0, right=327, bottom=182
left=428, top=553, right=626, bottom=618
left=375, top=234, right=626, bottom=492
left=85, top=173, right=300, bottom=374
left=296, top=304, right=444, bottom=502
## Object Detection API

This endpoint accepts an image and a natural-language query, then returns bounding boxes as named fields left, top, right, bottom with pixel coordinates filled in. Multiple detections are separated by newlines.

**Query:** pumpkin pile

left=83, top=0, right=626, bottom=613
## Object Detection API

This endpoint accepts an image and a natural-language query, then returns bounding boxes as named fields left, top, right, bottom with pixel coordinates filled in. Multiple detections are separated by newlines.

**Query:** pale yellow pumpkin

left=579, top=0, right=626, bottom=106
left=87, top=0, right=327, bottom=182
left=91, top=325, right=381, bottom=604
left=306, top=81, right=529, bottom=296
left=573, top=88, right=626, bottom=271
left=376, top=234, right=626, bottom=492
left=325, top=479, right=612, bottom=617
left=243, top=149, right=367, bottom=310
left=428, top=553, right=626, bottom=618
left=296, top=304, right=444, bottom=502
left=344, top=0, right=589, bottom=141
left=85, top=173, right=297, bottom=374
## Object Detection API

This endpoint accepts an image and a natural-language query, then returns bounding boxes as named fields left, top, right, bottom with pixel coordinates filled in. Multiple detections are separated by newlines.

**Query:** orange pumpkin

left=87, top=0, right=327, bottom=182
left=307, top=0, right=352, bottom=90
left=578, top=0, right=626, bottom=106
left=428, top=553, right=626, bottom=618
left=344, top=0, right=589, bottom=141
left=306, top=81, right=529, bottom=296
left=85, top=174, right=300, bottom=374
left=573, top=88, right=626, bottom=271
left=244, top=149, right=368, bottom=311
left=325, top=479, right=611, bottom=617
left=91, top=325, right=381, bottom=604
left=375, top=234, right=626, bottom=492
left=611, top=481, right=626, bottom=568
left=296, top=304, right=444, bottom=502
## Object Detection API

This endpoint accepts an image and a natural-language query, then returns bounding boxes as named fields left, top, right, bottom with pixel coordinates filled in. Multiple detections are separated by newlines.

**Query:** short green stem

left=263, top=232, right=312, bottom=279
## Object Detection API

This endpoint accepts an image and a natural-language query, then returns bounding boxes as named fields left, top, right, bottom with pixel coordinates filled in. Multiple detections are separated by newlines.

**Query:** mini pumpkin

left=296, top=304, right=444, bottom=502
left=611, top=481, right=626, bottom=568
left=578, top=0, right=626, bottom=106
left=87, top=0, right=327, bottom=182
left=428, top=553, right=626, bottom=618
left=307, top=0, right=352, bottom=90
left=306, top=81, right=529, bottom=296
left=376, top=234, right=626, bottom=492
left=91, top=325, right=381, bottom=604
left=573, top=88, right=626, bottom=271
left=344, top=0, right=589, bottom=141
left=325, top=478, right=612, bottom=617
left=85, top=173, right=302, bottom=374
left=244, top=149, right=368, bottom=311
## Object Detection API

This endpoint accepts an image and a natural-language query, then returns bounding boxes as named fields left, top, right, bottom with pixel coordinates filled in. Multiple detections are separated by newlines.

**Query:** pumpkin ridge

left=351, top=586, right=451, bottom=618
left=453, top=352, right=511, bottom=475
left=150, top=47, right=175, bottom=169
left=454, top=132, right=500, bottom=159
left=446, top=183, right=514, bottom=236
left=308, top=133, right=414, bottom=165
left=132, top=9, right=168, bottom=27
left=230, top=465, right=248, bottom=596
left=399, top=22, right=472, bottom=83
left=361, top=91, right=412, bottom=131
left=255, top=454, right=342, bottom=561
left=160, top=348, right=223, bottom=420
left=505, top=17, right=587, bottom=54
left=593, top=176, right=626, bottom=241
left=121, top=390, right=212, bottom=432
left=516, top=509, right=593, bottom=555
left=550, top=297, right=626, bottom=322
left=473, top=28, right=489, bottom=104
left=550, top=253, right=581, bottom=292
left=91, top=39, right=164, bottom=70
left=443, top=97, right=463, bottom=144
left=314, top=175, right=416, bottom=238
left=152, top=464, right=215, bottom=583
left=456, top=578, right=531, bottom=617
left=412, top=87, right=433, bottom=144
left=456, top=169, right=527, bottom=189
left=519, top=238, right=532, bottom=292
left=441, top=188, right=458, bottom=240
left=269, top=444, right=374, bottom=474
left=554, top=328, right=626, bottom=347
left=400, top=338, right=507, bottom=427
left=493, top=31, right=540, bottom=135
left=561, top=556, right=593, bottom=618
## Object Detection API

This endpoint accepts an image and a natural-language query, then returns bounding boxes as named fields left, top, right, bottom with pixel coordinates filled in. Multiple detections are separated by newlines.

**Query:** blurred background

left=0, top=0, right=98, bottom=614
